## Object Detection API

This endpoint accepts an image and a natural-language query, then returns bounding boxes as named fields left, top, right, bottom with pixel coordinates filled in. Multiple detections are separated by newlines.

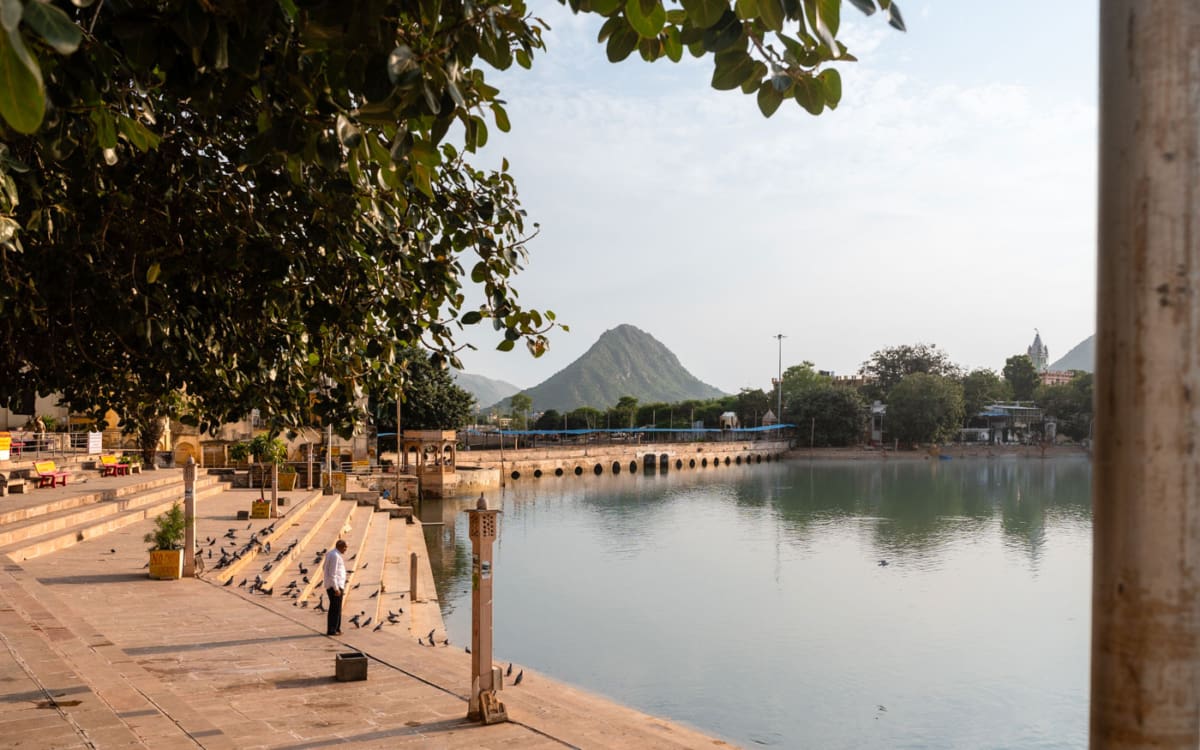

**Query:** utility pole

left=773, top=334, right=786, bottom=424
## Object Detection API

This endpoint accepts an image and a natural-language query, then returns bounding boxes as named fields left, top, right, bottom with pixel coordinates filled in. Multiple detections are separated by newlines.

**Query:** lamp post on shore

left=773, top=334, right=785, bottom=423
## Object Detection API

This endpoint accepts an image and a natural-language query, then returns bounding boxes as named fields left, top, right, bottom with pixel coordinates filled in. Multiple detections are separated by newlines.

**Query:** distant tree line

left=516, top=343, right=1093, bottom=449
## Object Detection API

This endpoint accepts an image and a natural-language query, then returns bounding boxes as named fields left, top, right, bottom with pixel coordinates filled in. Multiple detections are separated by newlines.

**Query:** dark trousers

left=326, top=587, right=343, bottom=634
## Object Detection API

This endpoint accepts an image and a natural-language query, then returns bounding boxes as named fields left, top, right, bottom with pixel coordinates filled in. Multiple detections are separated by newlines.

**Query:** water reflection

left=429, top=456, right=1092, bottom=749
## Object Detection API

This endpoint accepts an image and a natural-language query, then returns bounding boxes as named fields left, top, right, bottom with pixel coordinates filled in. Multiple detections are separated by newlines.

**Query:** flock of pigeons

left=201, top=518, right=528, bottom=685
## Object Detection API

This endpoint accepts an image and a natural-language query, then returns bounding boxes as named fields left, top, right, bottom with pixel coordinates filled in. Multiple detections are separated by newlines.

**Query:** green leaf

left=792, top=74, right=825, bottom=114
left=336, top=113, right=362, bottom=148
left=813, top=0, right=839, bottom=49
left=701, top=10, right=742, bottom=52
left=496, top=339, right=515, bottom=352
left=0, top=28, right=43, bottom=134
left=461, top=311, right=483, bottom=325
left=625, top=0, right=666, bottom=39
left=887, top=2, right=906, bottom=31
left=680, top=0, right=728, bottom=30
left=90, top=108, right=117, bottom=149
left=23, top=0, right=81, bottom=54
left=756, top=80, right=783, bottom=117
left=662, top=26, right=682, bottom=62
left=818, top=67, right=841, bottom=108
left=847, top=0, right=875, bottom=15
left=711, top=49, right=754, bottom=90
left=491, top=103, right=510, bottom=132
left=277, top=0, right=298, bottom=20
left=387, top=45, right=415, bottom=85
left=590, top=0, right=622, bottom=13
left=0, top=0, right=21, bottom=33
left=734, top=0, right=757, bottom=20
left=146, top=263, right=161, bottom=284
left=117, top=115, right=161, bottom=151
left=605, top=23, right=639, bottom=62
left=757, top=0, right=784, bottom=32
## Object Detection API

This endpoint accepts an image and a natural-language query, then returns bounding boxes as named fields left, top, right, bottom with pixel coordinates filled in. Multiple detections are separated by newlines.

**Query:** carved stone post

left=466, top=496, right=506, bottom=724
left=182, top=457, right=197, bottom=577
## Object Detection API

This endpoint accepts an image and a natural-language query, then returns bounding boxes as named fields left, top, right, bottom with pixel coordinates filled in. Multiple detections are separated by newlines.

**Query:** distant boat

left=938, top=455, right=953, bottom=461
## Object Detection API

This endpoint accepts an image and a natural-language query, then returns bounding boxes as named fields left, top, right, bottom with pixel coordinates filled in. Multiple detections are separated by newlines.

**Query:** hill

left=453, top=371, right=522, bottom=407
left=501, top=324, right=726, bottom=413
left=1049, top=335, right=1094, bottom=373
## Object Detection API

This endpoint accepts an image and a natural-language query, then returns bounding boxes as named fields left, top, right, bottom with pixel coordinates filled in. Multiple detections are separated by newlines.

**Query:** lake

left=427, top=456, right=1093, bottom=749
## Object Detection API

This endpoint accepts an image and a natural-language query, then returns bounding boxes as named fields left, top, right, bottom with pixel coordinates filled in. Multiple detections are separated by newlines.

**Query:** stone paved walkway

left=0, top=483, right=734, bottom=749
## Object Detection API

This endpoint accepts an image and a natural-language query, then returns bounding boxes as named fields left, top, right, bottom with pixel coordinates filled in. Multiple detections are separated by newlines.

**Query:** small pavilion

left=400, top=430, right=459, bottom=498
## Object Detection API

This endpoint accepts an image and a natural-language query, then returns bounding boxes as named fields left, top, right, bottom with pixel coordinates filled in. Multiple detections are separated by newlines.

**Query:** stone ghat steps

left=206, top=488, right=327, bottom=585
left=2, top=478, right=226, bottom=562
left=0, top=470, right=186, bottom=527
left=0, top=474, right=222, bottom=549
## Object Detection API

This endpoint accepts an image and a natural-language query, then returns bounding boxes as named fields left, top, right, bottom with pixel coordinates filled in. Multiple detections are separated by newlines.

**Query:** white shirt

left=323, top=547, right=346, bottom=592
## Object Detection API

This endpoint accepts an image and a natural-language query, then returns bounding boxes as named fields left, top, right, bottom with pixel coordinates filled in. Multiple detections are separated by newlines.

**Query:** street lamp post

left=773, top=333, right=786, bottom=423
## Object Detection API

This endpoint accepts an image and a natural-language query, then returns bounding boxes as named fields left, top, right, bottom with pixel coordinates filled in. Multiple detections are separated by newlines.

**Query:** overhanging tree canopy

left=0, top=0, right=902, bottom=434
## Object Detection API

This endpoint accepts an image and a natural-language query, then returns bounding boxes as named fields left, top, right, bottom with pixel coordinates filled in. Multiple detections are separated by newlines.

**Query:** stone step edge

left=2, top=484, right=227, bottom=562
left=209, top=489, right=328, bottom=584
left=336, top=505, right=382, bottom=615
left=255, top=491, right=350, bottom=591
left=0, top=476, right=223, bottom=547
left=0, top=470, right=197, bottom=526
left=290, top=499, right=360, bottom=604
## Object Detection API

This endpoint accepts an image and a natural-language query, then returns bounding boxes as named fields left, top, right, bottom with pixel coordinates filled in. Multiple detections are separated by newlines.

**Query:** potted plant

left=119, top=453, right=144, bottom=474
left=227, top=440, right=251, bottom=468
left=248, top=434, right=287, bottom=498
left=144, top=502, right=187, bottom=579
left=278, top=463, right=298, bottom=492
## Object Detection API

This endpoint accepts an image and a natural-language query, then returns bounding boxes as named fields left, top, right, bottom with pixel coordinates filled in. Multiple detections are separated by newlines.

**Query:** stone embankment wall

left=459, top=439, right=791, bottom=482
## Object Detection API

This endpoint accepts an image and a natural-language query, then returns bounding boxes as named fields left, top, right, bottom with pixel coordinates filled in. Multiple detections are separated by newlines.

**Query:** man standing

left=323, top=540, right=348, bottom=636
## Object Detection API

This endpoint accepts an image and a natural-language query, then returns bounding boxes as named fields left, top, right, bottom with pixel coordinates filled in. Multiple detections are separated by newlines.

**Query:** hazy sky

left=455, top=1, right=1098, bottom=395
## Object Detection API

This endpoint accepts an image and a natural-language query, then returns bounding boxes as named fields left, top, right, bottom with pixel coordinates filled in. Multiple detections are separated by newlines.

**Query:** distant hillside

left=499, top=324, right=726, bottom=413
left=1049, top=335, right=1094, bottom=373
left=453, top=371, right=522, bottom=407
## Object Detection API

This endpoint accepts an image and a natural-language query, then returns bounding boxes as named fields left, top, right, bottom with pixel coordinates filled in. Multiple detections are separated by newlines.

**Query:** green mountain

left=453, top=371, right=522, bottom=407
left=1049, top=335, right=1094, bottom=372
left=502, top=324, right=726, bottom=413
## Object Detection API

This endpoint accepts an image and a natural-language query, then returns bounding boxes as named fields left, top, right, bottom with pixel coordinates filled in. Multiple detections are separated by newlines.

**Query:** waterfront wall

left=460, top=439, right=791, bottom=482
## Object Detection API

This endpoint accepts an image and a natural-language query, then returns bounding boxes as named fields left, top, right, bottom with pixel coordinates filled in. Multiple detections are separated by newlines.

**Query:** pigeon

left=361, top=562, right=368, bottom=569
left=441, top=638, right=449, bottom=646
left=878, top=560, right=889, bottom=567
left=373, top=622, right=384, bottom=632
left=352, top=582, right=360, bottom=590
left=303, top=576, right=310, bottom=584
left=418, top=637, right=424, bottom=645
left=427, top=629, right=435, bottom=643
left=362, top=616, right=372, bottom=628
left=465, top=645, right=470, bottom=654
left=368, top=590, right=378, bottom=599
left=238, top=579, right=247, bottom=587
left=142, top=562, right=149, bottom=569
left=299, top=565, right=308, bottom=575
left=301, top=600, right=309, bottom=609
left=513, top=670, right=524, bottom=686
left=349, top=554, right=357, bottom=560
left=108, top=548, right=116, bottom=554
left=506, top=663, right=512, bottom=676
left=246, top=523, right=252, bottom=530
left=224, top=578, right=233, bottom=587
left=349, top=614, right=362, bottom=628
left=207, top=549, right=212, bottom=559
left=264, top=542, right=271, bottom=554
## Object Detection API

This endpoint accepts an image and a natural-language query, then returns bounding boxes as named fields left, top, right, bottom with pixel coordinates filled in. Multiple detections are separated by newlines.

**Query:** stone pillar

left=466, top=497, right=506, bottom=724
left=182, top=457, right=197, bottom=577
left=270, top=462, right=279, bottom=519
left=1092, top=3, right=1200, bottom=747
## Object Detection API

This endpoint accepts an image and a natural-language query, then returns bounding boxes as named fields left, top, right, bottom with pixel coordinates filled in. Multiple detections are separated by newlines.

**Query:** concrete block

left=335, top=652, right=368, bottom=682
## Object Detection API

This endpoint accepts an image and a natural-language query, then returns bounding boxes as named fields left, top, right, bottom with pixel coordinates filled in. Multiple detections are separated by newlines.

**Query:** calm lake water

left=427, top=457, right=1093, bottom=749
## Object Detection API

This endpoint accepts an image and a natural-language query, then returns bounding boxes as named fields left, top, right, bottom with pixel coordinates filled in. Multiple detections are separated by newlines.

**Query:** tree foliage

left=788, top=383, right=865, bottom=446
left=1035, top=372, right=1092, bottom=441
left=372, top=352, right=476, bottom=431
left=1003, top=355, right=1040, bottom=402
left=509, top=393, right=533, bottom=429
left=779, top=361, right=829, bottom=413
left=860, top=344, right=962, bottom=401
left=0, top=0, right=902, bottom=437
left=885, top=373, right=964, bottom=446
left=961, top=368, right=1011, bottom=417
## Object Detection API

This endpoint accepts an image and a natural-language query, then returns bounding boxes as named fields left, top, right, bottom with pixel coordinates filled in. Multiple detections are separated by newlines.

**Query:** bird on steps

left=513, top=670, right=524, bottom=686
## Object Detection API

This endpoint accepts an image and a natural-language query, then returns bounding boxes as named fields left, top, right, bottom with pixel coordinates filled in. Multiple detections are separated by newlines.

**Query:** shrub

left=144, top=503, right=187, bottom=551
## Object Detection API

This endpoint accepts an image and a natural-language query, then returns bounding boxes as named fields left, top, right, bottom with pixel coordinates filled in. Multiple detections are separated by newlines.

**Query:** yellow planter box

left=148, top=549, right=183, bottom=580
left=250, top=502, right=272, bottom=519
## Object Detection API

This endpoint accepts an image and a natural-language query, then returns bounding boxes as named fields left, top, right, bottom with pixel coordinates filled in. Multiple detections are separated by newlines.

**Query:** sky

left=455, top=0, right=1099, bottom=395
